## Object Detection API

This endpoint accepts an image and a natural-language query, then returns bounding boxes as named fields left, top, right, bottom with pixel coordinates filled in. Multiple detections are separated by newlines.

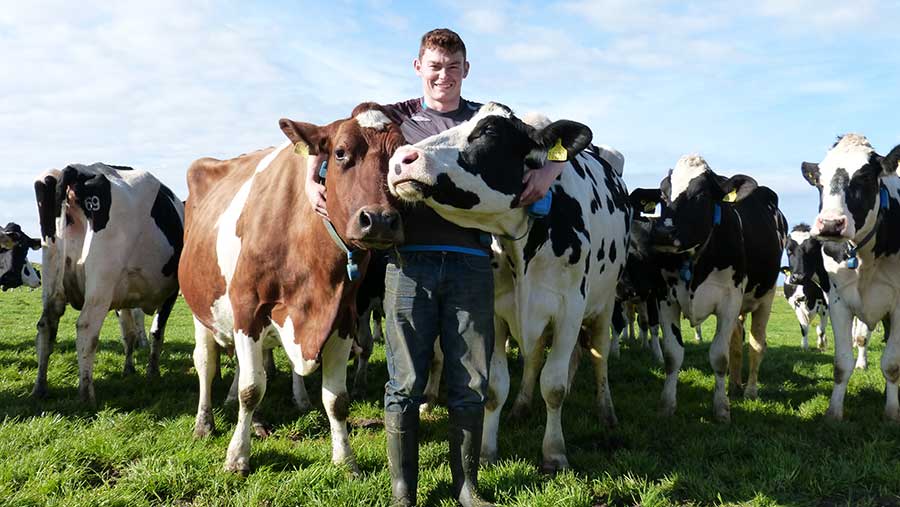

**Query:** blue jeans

left=383, top=251, right=494, bottom=413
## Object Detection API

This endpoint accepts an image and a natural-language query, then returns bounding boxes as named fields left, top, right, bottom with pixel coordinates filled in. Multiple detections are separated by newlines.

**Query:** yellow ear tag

left=722, top=189, right=738, bottom=203
left=642, top=200, right=656, bottom=213
left=547, top=138, right=567, bottom=162
left=293, top=141, right=309, bottom=157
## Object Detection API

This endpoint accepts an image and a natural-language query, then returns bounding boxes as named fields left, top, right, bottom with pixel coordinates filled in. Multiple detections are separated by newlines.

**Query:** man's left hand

left=518, top=161, right=566, bottom=206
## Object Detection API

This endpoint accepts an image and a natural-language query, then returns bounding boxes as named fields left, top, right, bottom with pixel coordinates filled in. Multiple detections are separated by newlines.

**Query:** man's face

left=415, top=47, right=469, bottom=105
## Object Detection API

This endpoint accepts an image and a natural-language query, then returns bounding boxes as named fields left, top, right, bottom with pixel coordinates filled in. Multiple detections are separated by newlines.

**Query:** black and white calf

left=636, top=155, right=787, bottom=421
left=801, top=134, right=900, bottom=421
left=0, top=223, right=41, bottom=290
left=387, top=102, right=630, bottom=471
left=33, top=163, right=184, bottom=404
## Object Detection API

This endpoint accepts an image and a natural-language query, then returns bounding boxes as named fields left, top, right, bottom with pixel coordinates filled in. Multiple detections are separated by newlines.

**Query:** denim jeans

left=383, top=251, right=494, bottom=413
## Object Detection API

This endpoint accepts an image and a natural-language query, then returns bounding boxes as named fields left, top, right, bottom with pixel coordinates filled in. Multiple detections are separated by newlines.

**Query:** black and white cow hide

left=0, top=223, right=41, bottom=290
left=801, top=134, right=900, bottom=421
left=32, top=163, right=184, bottom=404
left=387, top=102, right=631, bottom=472
left=636, top=154, right=787, bottom=422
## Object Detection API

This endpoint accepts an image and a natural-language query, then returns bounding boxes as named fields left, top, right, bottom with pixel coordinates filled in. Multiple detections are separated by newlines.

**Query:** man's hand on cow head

left=518, top=161, right=565, bottom=206
left=305, top=153, right=329, bottom=218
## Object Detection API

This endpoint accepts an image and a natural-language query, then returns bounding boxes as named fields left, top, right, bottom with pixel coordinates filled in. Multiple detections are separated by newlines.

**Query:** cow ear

left=780, top=266, right=791, bottom=276
left=279, top=119, right=329, bottom=156
left=881, top=144, right=900, bottom=176
left=717, top=174, right=757, bottom=203
left=28, top=237, right=41, bottom=250
left=629, top=188, right=662, bottom=214
left=801, top=161, right=820, bottom=187
left=532, top=120, right=593, bottom=163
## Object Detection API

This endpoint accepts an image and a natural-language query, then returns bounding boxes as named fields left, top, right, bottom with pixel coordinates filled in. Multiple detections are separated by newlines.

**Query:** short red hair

left=418, top=28, right=467, bottom=60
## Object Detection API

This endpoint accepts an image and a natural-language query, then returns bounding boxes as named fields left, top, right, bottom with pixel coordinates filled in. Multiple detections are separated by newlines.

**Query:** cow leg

left=147, top=291, right=177, bottom=378
left=224, top=330, right=266, bottom=475
left=509, top=337, right=544, bottom=420
left=33, top=298, right=65, bottom=399
left=636, top=302, right=650, bottom=349
left=321, top=335, right=358, bottom=474
left=853, top=319, right=869, bottom=370
left=481, top=318, right=510, bottom=465
left=881, top=312, right=900, bottom=422
left=132, top=309, right=149, bottom=348
left=727, top=317, right=744, bottom=398
left=262, top=348, right=277, bottom=379
left=292, top=371, right=312, bottom=413
left=74, top=300, right=111, bottom=405
left=610, top=299, right=625, bottom=355
left=587, top=307, right=617, bottom=429
left=625, top=301, right=636, bottom=343
left=540, top=309, right=585, bottom=473
left=226, top=360, right=240, bottom=405
left=419, top=341, right=443, bottom=414
left=647, top=297, right=663, bottom=364
left=795, top=307, right=811, bottom=350
left=817, top=309, right=829, bottom=351
left=825, top=300, right=855, bottom=421
left=351, top=304, right=375, bottom=399
left=116, top=309, right=139, bottom=375
left=745, top=290, right=774, bottom=400
left=710, top=303, right=741, bottom=423
left=192, top=318, right=217, bottom=438
left=658, top=300, right=684, bottom=416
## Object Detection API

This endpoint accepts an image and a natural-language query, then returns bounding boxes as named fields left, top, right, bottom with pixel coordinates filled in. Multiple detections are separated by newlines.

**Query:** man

left=306, top=28, right=562, bottom=507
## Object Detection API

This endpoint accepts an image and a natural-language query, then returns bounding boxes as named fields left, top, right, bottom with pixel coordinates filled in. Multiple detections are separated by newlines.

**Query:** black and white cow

left=801, top=134, right=900, bottom=421
left=0, top=223, right=41, bottom=290
left=635, top=154, right=787, bottom=422
left=33, top=163, right=184, bottom=404
left=387, top=102, right=631, bottom=472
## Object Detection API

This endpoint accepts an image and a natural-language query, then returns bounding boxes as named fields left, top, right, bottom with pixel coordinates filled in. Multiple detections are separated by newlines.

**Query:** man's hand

left=305, top=153, right=328, bottom=218
left=518, top=161, right=566, bottom=206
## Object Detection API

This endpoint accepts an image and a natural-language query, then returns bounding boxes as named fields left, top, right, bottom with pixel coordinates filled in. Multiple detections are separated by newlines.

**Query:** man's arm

left=305, top=153, right=328, bottom=217
left=518, top=161, right=566, bottom=206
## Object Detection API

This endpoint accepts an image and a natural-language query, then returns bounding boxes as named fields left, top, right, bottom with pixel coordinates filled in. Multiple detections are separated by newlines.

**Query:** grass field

left=1, top=287, right=899, bottom=507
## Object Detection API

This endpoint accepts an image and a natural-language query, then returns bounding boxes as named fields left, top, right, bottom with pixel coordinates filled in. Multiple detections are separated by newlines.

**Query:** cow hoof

left=79, top=386, right=96, bottom=407
left=224, top=458, right=250, bottom=476
left=31, top=382, right=49, bottom=400
left=824, top=405, right=843, bottom=422
left=122, top=363, right=136, bottom=376
left=855, top=360, right=868, bottom=370
left=341, top=460, right=361, bottom=478
left=294, top=399, right=312, bottom=414
left=252, top=419, right=273, bottom=439
left=540, top=456, right=569, bottom=475
left=743, top=385, right=759, bottom=400
left=193, top=417, right=215, bottom=438
left=599, top=410, right=618, bottom=429
left=480, top=450, right=498, bottom=466
left=658, top=401, right=676, bottom=417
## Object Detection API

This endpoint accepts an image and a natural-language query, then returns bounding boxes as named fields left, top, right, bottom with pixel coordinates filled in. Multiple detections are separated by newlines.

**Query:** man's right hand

left=305, top=154, right=328, bottom=218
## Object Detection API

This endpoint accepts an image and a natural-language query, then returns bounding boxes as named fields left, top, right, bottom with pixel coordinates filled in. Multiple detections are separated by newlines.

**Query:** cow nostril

left=402, top=151, right=419, bottom=165
left=359, top=211, right=372, bottom=230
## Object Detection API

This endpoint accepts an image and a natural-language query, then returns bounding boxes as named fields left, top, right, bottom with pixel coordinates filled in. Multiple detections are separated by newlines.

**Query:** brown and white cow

left=32, top=164, right=184, bottom=404
left=180, top=103, right=404, bottom=475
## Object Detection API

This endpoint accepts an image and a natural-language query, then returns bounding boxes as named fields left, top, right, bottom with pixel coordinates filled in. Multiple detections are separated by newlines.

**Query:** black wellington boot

left=385, top=410, right=419, bottom=507
left=449, top=407, right=495, bottom=507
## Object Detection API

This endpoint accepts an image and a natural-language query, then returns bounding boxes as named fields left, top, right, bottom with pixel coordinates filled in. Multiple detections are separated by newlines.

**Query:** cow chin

left=390, top=180, right=432, bottom=203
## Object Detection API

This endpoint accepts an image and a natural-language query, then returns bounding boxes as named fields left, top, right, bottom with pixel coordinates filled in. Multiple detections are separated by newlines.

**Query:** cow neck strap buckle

left=846, top=185, right=889, bottom=270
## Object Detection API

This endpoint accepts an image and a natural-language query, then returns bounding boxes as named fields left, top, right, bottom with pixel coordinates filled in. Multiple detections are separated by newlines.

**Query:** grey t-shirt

left=382, top=97, right=488, bottom=252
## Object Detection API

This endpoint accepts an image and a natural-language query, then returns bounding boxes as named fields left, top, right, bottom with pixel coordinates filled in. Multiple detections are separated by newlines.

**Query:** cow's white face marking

left=815, top=135, right=875, bottom=237
left=670, top=154, right=710, bottom=201
left=356, top=110, right=391, bottom=131
left=789, top=230, right=811, bottom=246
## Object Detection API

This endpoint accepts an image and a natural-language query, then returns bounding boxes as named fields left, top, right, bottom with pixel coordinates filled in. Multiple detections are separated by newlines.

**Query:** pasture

left=1, top=287, right=898, bottom=507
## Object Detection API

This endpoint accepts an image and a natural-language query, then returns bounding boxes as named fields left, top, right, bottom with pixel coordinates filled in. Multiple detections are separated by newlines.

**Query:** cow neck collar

left=846, top=185, right=889, bottom=270
left=318, top=159, right=364, bottom=281
left=680, top=203, right=725, bottom=283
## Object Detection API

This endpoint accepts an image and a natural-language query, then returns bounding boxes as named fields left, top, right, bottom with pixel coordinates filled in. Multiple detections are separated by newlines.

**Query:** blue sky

left=2, top=0, right=899, bottom=247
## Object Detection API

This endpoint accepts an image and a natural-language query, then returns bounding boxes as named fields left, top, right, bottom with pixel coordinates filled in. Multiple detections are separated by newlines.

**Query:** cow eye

left=480, top=125, right=497, bottom=137
left=334, top=148, right=348, bottom=161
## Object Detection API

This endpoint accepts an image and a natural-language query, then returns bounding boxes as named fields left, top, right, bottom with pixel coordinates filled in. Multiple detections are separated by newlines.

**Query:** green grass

left=1, top=288, right=899, bottom=506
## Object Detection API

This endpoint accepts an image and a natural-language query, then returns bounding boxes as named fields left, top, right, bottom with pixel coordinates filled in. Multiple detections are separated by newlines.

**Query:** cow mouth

left=391, top=179, right=432, bottom=202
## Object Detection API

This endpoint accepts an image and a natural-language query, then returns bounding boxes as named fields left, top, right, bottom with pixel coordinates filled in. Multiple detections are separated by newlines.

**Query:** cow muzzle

left=388, top=146, right=432, bottom=202
left=347, top=206, right=404, bottom=249
left=812, top=215, right=848, bottom=240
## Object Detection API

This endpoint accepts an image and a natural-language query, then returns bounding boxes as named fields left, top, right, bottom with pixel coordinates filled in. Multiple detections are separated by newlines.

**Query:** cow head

left=386, top=102, right=592, bottom=236
left=280, top=103, right=404, bottom=249
left=635, top=155, right=757, bottom=254
left=801, top=134, right=900, bottom=241
left=0, top=222, right=41, bottom=290
left=783, top=223, right=824, bottom=286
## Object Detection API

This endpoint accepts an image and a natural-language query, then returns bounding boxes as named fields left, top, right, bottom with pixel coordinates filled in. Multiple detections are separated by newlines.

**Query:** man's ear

left=801, top=161, right=820, bottom=187
left=279, top=119, right=329, bottom=156
left=529, top=120, right=593, bottom=166
left=881, top=144, right=900, bottom=176
left=629, top=188, right=662, bottom=214
left=462, top=60, right=470, bottom=79
left=715, top=173, right=758, bottom=203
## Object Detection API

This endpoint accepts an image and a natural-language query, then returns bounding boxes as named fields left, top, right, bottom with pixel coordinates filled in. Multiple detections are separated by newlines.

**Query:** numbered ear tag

left=722, top=189, right=738, bottom=203
left=294, top=141, right=309, bottom=157
left=547, top=138, right=567, bottom=162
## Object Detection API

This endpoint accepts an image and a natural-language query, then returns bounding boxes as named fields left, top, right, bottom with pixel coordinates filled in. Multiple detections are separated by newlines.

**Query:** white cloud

left=757, top=0, right=878, bottom=31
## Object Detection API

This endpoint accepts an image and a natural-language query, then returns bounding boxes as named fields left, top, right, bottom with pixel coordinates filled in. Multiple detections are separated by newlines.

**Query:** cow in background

left=0, top=223, right=41, bottom=290
left=180, top=103, right=404, bottom=474
left=636, top=154, right=787, bottom=422
left=800, top=135, right=900, bottom=420
left=388, top=102, right=630, bottom=472
left=32, top=164, right=183, bottom=404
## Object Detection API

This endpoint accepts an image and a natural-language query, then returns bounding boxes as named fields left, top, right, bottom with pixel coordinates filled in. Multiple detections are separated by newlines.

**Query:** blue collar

left=713, top=202, right=722, bottom=225
left=846, top=184, right=890, bottom=269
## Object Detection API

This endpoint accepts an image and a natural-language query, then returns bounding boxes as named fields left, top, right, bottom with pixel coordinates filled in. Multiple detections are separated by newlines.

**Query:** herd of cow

left=2, top=102, right=900, bottom=476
